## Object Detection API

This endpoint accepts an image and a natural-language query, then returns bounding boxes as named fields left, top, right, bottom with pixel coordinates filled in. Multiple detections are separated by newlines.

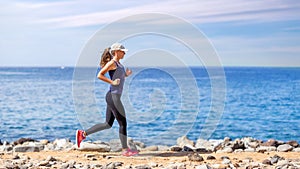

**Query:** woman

left=76, top=43, right=138, bottom=156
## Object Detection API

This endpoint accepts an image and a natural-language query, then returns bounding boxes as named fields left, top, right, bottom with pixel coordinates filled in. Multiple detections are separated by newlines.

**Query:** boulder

left=143, top=145, right=158, bottom=151
left=177, top=136, right=195, bottom=147
left=188, top=152, right=204, bottom=162
left=260, top=139, right=278, bottom=147
left=195, top=139, right=222, bottom=152
left=286, top=140, right=299, bottom=148
left=53, top=139, right=73, bottom=150
left=78, top=142, right=110, bottom=152
left=13, top=145, right=40, bottom=152
left=13, top=138, right=36, bottom=145
left=256, top=146, right=276, bottom=152
left=277, top=144, right=293, bottom=152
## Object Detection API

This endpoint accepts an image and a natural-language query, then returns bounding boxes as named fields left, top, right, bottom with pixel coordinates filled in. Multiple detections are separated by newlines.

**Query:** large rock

left=216, top=147, right=233, bottom=153
left=78, top=142, right=110, bottom=152
left=256, top=146, right=277, bottom=152
left=188, top=153, right=204, bottom=162
left=177, top=136, right=195, bottom=147
left=195, top=139, right=222, bottom=152
left=286, top=140, right=299, bottom=148
left=13, top=145, right=40, bottom=152
left=232, top=138, right=245, bottom=150
left=260, top=139, right=278, bottom=147
left=0, top=145, right=13, bottom=152
left=13, top=138, right=36, bottom=145
left=277, top=144, right=293, bottom=152
left=53, top=139, right=73, bottom=150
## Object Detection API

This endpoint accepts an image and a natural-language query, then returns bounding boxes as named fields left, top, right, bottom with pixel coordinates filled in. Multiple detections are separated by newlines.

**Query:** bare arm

left=97, top=60, right=119, bottom=85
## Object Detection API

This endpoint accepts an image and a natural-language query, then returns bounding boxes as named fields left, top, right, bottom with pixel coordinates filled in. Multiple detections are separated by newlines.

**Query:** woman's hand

left=126, top=68, right=132, bottom=77
left=111, top=78, right=120, bottom=86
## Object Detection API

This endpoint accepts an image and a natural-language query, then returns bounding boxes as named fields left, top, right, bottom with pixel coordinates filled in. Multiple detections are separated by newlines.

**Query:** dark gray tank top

left=108, top=61, right=125, bottom=94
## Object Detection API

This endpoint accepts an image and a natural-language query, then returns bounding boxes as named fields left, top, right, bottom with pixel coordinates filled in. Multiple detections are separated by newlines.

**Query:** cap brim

left=120, top=49, right=128, bottom=52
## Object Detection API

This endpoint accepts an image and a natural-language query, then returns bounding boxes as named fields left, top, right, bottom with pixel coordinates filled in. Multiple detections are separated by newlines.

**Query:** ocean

left=0, top=67, right=299, bottom=146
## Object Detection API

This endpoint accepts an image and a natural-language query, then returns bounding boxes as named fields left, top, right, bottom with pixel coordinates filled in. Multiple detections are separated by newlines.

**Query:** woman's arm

left=97, top=60, right=120, bottom=85
left=125, top=68, right=132, bottom=77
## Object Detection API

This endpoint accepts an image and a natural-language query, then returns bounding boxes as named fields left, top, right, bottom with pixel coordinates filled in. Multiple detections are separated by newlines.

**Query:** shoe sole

left=76, top=129, right=79, bottom=148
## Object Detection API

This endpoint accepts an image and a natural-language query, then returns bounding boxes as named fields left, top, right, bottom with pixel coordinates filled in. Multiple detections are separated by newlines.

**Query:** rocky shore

left=0, top=136, right=300, bottom=169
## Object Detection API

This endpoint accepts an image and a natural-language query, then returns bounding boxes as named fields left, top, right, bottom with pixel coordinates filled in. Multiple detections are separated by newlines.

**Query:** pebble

left=207, top=155, right=216, bottom=160
left=0, top=136, right=299, bottom=168
left=188, top=152, right=204, bottom=162
left=277, top=144, right=294, bottom=152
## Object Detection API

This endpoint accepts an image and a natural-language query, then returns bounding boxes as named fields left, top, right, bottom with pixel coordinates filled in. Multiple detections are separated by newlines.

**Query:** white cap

left=110, top=43, right=128, bottom=52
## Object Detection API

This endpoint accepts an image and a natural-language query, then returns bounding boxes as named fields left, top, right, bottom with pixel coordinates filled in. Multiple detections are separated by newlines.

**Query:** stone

left=244, top=148, right=255, bottom=152
left=222, top=158, right=231, bottom=165
left=195, top=148, right=211, bottom=153
left=53, top=139, right=72, bottom=150
left=167, top=163, right=186, bottom=169
left=13, top=145, right=40, bottom=152
left=183, top=146, right=194, bottom=152
left=221, top=156, right=230, bottom=160
left=109, top=139, right=122, bottom=152
left=292, top=148, right=300, bottom=152
left=39, top=140, right=50, bottom=145
left=170, top=146, right=182, bottom=152
left=177, top=135, right=195, bottom=147
left=195, top=139, right=222, bottom=152
left=216, top=147, right=233, bottom=153
left=13, top=138, right=36, bottom=145
left=286, top=140, right=299, bottom=147
left=207, top=155, right=216, bottom=160
left=135, top=164, right=151, bottom=169
left=78, top=142, right=110, bottom=152
left=234, top=149, right=244, bottom=153
left=0, top=145, right=13, bottom=152
left=270, top=156, right=280, bottom=164
left=261, top=139, right=278, bottom=147
left=277, top=160, right=290, bottom=166
left=232, top=138, right=245, bottom=150
left=256, top=146, right=277, bottom=152
left=46, top=156, right=57, bottom=162
left=134, top=141, right=146, bottom=148
left=12, top=155, right=20, bottom=160
left=39, top=160, right=50, bottom=166
left=196, top=165, right=210, bottom=169
left=144, top=145, right=158, bottom=151
left=224, top=137, right=231, bottom=142
left=277, top=144, right=293, bottom=152
left=188, top=153, right=204, bottom=162
left=157, top=145, right=170, bottom=151
left=241, top=137, right=259, bottom=148
left=85, top=154, right=96, bottom=158
left=262, top=159, right=272, bottom=165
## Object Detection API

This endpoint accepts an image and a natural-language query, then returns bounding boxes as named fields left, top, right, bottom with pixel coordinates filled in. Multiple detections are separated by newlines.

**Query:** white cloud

left=8, top=0, right=300, bottom=28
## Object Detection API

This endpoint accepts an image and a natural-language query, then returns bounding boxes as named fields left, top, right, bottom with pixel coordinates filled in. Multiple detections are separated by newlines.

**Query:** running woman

left=76, top=43, right=138, bottom=156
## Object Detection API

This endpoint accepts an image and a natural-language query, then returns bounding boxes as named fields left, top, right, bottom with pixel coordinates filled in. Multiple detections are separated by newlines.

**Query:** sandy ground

left=1, top=150, right=300, bottom=168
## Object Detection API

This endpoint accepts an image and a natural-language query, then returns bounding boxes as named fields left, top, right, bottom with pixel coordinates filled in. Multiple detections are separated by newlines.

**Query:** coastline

left=1, top=136, right=300, bottom=168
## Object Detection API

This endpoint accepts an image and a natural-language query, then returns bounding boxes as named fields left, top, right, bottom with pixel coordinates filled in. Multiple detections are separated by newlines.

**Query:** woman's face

left=117, top=50, right=125, bottom=59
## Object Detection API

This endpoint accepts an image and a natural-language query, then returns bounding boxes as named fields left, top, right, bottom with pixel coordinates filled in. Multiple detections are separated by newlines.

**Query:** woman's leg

left=85, top=92, right=115, bottom=136
left=110, top=93, right=128, bottom=149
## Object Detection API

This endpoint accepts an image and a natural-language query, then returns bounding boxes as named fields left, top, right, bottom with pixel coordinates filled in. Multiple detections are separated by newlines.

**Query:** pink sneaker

left=122, top=148, right=139, bottom=157
left=76, top=130, right=86, bottom=148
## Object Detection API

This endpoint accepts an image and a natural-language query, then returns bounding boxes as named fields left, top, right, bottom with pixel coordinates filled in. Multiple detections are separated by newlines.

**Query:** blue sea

left=0, top=67, right=299, bottom=146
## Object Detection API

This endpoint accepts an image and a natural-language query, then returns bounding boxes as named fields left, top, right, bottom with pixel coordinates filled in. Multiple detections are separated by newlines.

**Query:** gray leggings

left=85, top=91, right=128, bottom=149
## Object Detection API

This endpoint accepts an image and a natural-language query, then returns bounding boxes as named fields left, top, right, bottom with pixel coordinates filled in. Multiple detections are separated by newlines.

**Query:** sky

left=1, top=0, right=300, bottom=67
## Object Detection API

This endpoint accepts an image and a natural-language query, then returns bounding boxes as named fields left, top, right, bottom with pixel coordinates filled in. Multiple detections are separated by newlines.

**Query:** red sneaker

left=122, top=148, right=139, bottom=157
left=76, top=130, right=86, bottom=148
